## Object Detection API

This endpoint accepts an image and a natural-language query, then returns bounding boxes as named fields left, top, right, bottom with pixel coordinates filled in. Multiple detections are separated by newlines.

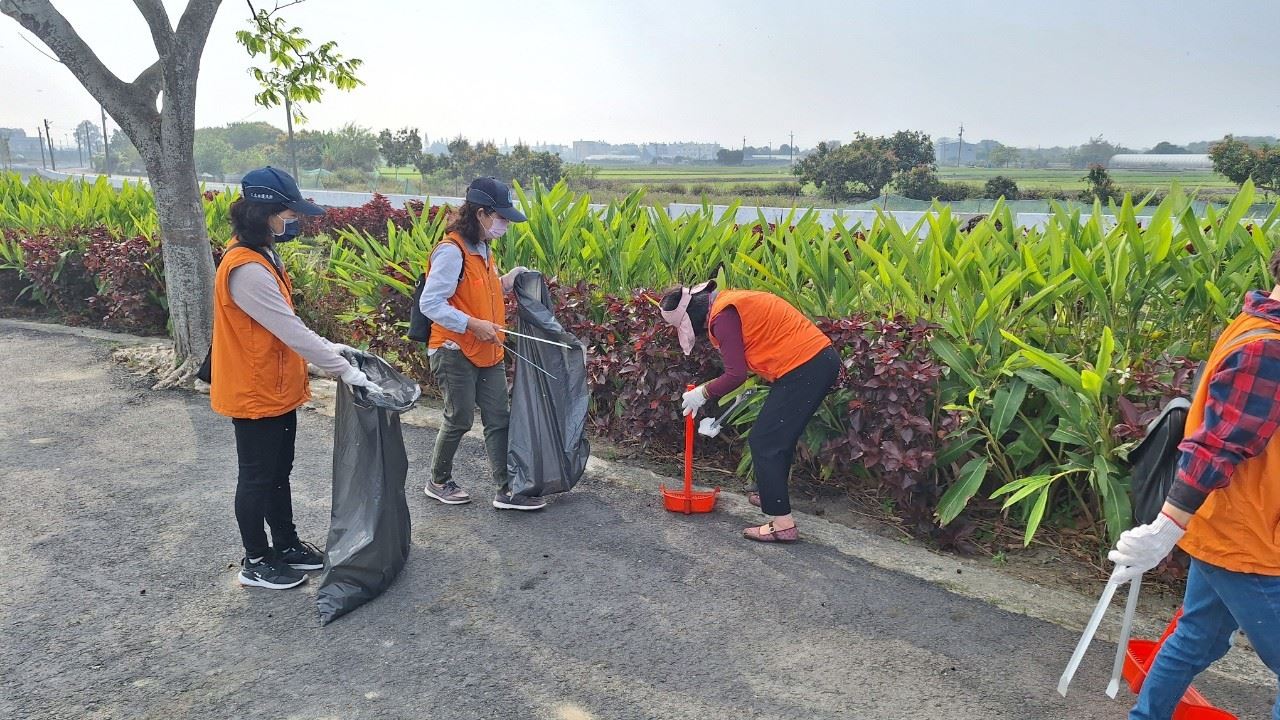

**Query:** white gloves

left=339, top=364, right=381, bottom=393
left=501, top=266, right=530, bottom=293
left=330, top=342, right=360, bottom=356
left=681, top=384, right=709, bottom=417
left=698, top=417, right=721, bottom=437
left=1108, top=513, right=1187, bottom=584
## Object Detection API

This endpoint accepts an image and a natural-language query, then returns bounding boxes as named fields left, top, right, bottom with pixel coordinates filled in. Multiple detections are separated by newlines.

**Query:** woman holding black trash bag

left=417, top=177, right=543, bottom=511
left=659, top=280, right=838, bottom=543
left=210, top=166, right=381, bottom=591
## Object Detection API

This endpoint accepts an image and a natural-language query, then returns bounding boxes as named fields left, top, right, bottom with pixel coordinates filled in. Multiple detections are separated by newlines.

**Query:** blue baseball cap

left=240, top=166, right=325, bottom=216
left=465, top=177, right=526, bottom=222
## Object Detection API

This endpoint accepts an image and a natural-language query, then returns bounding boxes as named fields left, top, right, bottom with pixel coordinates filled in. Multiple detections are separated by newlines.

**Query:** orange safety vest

left=707, top=290, right=832, bottom=383
left=209, top=243, right=311, bottom=419
left=426, top=232, right=505, bottom=368
left=1178, top=311, right=1280, bottom=575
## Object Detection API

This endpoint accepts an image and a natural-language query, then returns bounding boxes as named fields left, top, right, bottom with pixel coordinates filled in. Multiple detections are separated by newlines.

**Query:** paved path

left=0, top=325, right=1273, bottom=719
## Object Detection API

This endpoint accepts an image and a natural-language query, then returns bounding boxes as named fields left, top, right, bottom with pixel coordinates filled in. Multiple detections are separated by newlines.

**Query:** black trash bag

left=507, top=271, right=590, bottom=497
left=1127, top=398, right=1189, bottom=525
left=316, top=351, right=421, bottom=625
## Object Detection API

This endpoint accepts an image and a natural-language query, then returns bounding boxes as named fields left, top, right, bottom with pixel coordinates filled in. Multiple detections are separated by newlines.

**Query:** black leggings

left=231, top=410, right=300, bottom=559
left=749, top=346, right=840, bottom=516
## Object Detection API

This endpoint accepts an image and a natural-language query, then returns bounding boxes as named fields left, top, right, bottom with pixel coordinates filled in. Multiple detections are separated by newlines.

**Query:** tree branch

left=131, top=59, right=164, bottom=104
left=131, top=0, right=175, bottom=58
left=164, top=0, right=223, bottom=113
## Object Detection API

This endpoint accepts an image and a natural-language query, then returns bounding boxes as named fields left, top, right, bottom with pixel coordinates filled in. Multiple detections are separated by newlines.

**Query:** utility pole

left=101, top=105, right=112, bottom=175
left=790, top=131, right=795, bottom=165
left=956, top=123, right=964, bottom=167
left=44, top=119, right=56, bottom=171
left=37, top=126, right=47, bottom=169
left=75, top=129, right=84, bottom=167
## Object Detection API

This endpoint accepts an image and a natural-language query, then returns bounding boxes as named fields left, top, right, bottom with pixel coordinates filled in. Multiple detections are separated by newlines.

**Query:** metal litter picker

left=1058, top=577, right=1236, bottom=719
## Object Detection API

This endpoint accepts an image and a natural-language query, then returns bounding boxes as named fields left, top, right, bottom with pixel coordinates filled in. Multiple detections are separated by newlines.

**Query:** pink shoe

left=743, top=521, right=798, bottom=543
left=747, top=492, right=761, bottom=508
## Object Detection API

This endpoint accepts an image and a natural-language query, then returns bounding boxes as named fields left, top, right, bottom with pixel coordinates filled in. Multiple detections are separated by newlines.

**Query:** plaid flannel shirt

left=1169, top=290, right=1280, bottom=513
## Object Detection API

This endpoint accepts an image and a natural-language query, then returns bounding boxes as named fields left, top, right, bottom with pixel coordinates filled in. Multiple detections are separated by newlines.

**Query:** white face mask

left=484, top=215, right=509, bottom=240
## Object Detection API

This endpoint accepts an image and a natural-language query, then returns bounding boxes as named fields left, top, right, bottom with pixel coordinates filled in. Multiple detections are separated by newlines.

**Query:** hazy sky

left=2, top=0, right=1277, bottom=150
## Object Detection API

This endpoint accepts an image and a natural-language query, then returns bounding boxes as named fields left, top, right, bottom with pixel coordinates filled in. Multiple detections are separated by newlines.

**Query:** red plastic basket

left=1121, top=610, right=1238, bottom=720
left=660, top=486, right=720, bottom=514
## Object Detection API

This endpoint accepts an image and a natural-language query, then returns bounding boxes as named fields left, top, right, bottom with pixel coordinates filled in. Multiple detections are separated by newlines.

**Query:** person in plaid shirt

left=1109, top=276, right=1280, bottom=719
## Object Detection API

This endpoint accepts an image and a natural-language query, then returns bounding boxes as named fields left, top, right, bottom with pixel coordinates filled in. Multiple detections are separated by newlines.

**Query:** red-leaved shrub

left=300, top=194, right=437, bottom=241
left=82, top=229, right=168, bottom=334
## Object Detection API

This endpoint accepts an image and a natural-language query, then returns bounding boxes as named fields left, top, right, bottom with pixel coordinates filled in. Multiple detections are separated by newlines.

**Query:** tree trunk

left=149, top=158, right=214, bottom=389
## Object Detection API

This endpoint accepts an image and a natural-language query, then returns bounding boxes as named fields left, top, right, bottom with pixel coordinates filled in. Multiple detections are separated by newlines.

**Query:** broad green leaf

left=1081, top=369, right=1103, bottom=400
left=935, top=434, right=983, bottom=467
left=1001, top=330, right=1084, bottom=392
left=936, top=457, right=989, bottom=526
left=990, top=379, right=1028, bottom=438
left=1095, top=327, right=1115, bottom=381
left=1022, top=487, right=1051, bottom=546
left=929, top=336, right=981, bottom=389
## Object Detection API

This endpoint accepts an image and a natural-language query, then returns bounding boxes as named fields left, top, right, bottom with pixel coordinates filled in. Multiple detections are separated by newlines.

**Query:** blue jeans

left=1130, top=558, right=1280, bottom=720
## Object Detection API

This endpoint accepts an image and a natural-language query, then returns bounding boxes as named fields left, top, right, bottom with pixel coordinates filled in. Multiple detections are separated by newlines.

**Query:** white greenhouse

left=1107, top=153, right=1214, bottom=170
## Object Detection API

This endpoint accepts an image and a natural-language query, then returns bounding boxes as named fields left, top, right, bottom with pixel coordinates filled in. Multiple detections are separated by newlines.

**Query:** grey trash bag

left=316, top=351, right=421, bottom=625
left=507, top=271, right=590, bottom=497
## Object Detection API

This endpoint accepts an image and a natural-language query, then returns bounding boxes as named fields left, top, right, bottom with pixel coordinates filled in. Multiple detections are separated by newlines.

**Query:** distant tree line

left=94, top=120, right=564, bottom=190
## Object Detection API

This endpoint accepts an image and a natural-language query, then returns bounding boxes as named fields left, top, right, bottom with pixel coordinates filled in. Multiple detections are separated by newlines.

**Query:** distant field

left=370, top=163, right=1242, bottom=204
left=593, top=165, right=794, bottom=181
left=591, top=164, right=1236, bottom=194
left=378, top=166, right=421, bottom=179
left=936, top=166, right=1235, bottom=192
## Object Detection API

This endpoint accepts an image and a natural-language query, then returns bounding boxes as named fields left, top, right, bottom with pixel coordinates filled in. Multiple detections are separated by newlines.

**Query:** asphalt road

left=0, top=325, right=1273, bottom=720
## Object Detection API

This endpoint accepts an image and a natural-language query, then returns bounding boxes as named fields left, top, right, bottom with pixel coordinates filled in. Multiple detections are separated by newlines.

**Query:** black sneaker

left=424, top=480, right=472, bottom=505
left=493, top=489, right=547, bottom=511
left=238, top=553, right=307, bottom=590
left=277, top=540, right=325, bottom=571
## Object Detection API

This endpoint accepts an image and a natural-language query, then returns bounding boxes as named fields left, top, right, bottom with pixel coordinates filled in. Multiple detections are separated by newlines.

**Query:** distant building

left=647, top=142, right=720, bottom=161
left=1107, top=153, right=1213, bottom=170
left=583, top=154, right=642, bottom=163
left=574, top=139, right=720, bottom=163
left=936, top=137, right=1002, bottom=166
left=745, top=154, right=793, bottom=164
left=572, top=140, right=610, bottom=162
left=531, top=143, right=572, bottom=159
left=0, top=128, right=46, bottom=161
